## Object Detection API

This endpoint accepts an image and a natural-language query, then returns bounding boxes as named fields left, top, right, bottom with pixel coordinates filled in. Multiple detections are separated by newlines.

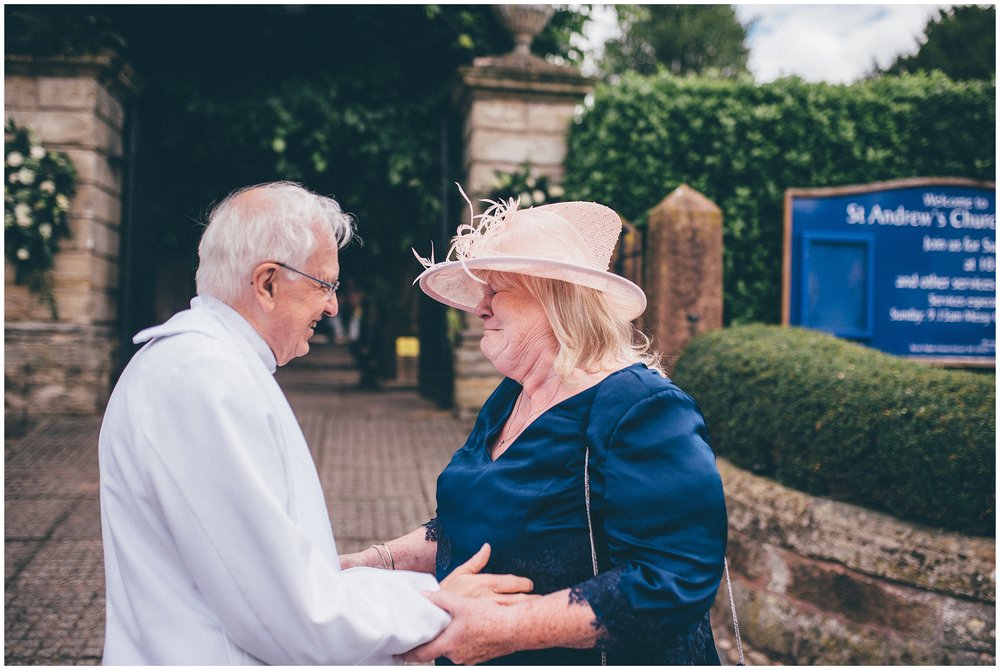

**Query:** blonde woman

left=342, top=194, right=727, bottom=665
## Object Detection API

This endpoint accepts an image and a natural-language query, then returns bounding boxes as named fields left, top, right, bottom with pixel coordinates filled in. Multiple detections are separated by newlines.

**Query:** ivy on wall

left=563, top=71, right=996, bottom=325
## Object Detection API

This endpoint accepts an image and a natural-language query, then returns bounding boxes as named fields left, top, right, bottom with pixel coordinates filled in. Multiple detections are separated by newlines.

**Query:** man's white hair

left=195, top=181, right=355, bottom=304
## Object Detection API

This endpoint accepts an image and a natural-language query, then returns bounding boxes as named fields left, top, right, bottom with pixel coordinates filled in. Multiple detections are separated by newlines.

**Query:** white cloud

left=576, top=4, right=621, bottom=76
left=734, top=4, right=953, bottom=83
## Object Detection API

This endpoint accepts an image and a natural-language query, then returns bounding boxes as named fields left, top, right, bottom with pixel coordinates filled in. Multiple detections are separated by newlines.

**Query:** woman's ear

left=250, top=263, right=279, bottom=313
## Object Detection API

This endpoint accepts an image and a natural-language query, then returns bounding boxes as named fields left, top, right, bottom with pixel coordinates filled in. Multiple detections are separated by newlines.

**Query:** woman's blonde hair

left=484, top=271, right=663, bottom=380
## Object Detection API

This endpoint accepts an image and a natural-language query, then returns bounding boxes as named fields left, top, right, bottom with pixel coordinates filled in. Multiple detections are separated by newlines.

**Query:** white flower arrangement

left=4, top=118, right=77, bottom=319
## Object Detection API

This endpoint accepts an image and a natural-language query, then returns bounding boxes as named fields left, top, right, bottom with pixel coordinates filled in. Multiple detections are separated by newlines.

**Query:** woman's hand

left=440, top=543, right=535, bottom=605
left=401, top=589, right=520, bottom=665
left=402, top=578, right=601, bottom=664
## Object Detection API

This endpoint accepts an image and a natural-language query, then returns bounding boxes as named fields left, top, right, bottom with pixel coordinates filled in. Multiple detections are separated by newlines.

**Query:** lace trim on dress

left=422, top=517, right=441, bottom=542
left=570, top=567, right=717, bottom=664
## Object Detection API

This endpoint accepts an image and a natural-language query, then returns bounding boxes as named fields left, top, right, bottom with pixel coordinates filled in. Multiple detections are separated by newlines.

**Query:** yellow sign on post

left=396, top=336, right=419, bottom=357
left=395, top=336, right=419, bottom=385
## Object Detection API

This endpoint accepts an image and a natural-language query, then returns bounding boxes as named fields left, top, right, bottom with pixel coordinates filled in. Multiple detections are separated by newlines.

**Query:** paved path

left=5, top=343, right=754, bottom=665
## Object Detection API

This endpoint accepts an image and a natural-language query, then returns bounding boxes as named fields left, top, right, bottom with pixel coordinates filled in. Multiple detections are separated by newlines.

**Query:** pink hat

left=414, top=188, right=646, bottom=320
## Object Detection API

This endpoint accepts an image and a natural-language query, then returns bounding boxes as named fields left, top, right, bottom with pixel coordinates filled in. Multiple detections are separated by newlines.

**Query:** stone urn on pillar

left=493, top=5, right=555, bottom=56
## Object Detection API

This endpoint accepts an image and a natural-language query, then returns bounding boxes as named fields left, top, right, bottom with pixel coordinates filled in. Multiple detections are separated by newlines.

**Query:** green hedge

left=672, top=325, right=995, bottom=536
left=563, top=72, right=996, bottom=325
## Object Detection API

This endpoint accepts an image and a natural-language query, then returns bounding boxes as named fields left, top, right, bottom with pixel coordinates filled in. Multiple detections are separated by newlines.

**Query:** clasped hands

left=401, top=543, right=537, bottom=664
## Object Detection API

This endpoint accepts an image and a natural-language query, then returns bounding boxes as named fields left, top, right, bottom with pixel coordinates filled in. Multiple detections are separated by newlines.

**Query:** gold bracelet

left=370, top=544, right=389, bottom=569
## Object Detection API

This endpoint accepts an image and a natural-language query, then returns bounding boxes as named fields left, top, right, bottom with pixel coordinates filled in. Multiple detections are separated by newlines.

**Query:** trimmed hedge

left=672, top=325, right=995, bottom=536
left=563, top=72, right=996, bottom=325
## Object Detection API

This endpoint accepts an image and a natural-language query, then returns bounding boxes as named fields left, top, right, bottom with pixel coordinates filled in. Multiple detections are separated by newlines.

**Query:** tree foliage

left=5, top=5, right=591, bottom=380
left=6, top=4, right=589, bottom=273
left=563, top=72, right=996, bottom=325
left=884, top=5, right=995, bottom=81
left=4, top=5, right=125, bottom=56
left=600, top=4, right=750, bottom=79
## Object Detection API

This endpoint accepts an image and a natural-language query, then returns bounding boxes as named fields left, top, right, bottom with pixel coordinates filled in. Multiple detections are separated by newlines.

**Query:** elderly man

left=99, top=182, right=492, bottom=664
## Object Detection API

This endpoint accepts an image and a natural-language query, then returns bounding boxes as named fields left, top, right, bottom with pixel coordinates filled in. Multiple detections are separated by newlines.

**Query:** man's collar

left=196, top=295, right=278, bottom=374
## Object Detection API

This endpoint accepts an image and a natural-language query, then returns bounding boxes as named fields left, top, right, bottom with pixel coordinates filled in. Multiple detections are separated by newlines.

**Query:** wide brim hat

left=414, top=191, right=646, bottom=321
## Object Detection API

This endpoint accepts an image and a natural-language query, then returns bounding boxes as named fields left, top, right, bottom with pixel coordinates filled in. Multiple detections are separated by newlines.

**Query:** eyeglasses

left=275, top=262, right=340, bottom=301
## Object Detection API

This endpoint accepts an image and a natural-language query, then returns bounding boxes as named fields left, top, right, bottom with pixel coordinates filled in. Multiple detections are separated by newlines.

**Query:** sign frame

left=782, top=177, right=996, bottom=368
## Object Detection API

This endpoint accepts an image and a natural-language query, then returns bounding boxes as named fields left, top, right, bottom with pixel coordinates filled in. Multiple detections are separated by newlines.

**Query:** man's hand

left=400, top=589, right=520, bottom=665
left=439, top=543, right=535, bottom=605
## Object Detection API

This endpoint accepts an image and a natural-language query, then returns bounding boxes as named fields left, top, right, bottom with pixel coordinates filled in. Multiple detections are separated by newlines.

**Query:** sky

left=582, top=3, right=955, bottom=83
left=733, top=4, right=953, bottom=83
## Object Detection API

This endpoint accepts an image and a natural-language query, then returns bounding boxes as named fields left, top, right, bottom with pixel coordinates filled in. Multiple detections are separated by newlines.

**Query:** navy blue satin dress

left=427, top=363, right=727, bottom=665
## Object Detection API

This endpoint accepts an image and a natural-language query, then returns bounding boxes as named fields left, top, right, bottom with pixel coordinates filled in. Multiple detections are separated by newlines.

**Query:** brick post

left=645, top=184, right=724, bottom=369
left=4, top=53, right=139, bottom=432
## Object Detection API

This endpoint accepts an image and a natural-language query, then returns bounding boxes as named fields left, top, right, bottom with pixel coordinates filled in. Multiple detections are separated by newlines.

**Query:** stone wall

left=712, top=458, right=995, bottom=665
left=4, top=54, right=138, bottom=432
left=4, top=322, right=116, bottom=425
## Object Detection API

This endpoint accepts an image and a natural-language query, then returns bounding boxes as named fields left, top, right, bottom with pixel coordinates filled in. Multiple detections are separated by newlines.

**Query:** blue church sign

left=783, top=178, right=995, bottom=366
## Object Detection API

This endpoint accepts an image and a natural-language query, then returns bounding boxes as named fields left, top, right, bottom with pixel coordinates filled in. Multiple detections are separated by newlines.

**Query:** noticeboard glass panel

left=802, top=234, right=873, bottom=339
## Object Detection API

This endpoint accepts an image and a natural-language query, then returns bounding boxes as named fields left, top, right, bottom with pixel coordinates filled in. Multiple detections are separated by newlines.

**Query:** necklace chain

left=497, top=383, right=562, bottom=449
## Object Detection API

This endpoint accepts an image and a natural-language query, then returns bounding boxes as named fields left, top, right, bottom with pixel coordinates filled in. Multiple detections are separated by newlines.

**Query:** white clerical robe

left=99, top=295, right=448, bottom=665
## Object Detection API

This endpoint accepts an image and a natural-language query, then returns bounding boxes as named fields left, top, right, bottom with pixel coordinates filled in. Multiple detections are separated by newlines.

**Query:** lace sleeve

left=568, top=568, right=651, bottom=651
left=422, top=517, right=441, bottom=542
left=569, top=567, right=716, bottom=663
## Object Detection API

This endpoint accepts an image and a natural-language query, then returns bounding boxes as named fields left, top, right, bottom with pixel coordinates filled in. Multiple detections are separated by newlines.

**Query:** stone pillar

left=645, top=184, right=723, bottom=370
left=459, top=58, right=593, bottom=197
left=451, top=15, right=595, bottom=418
left=4, top=53, right=139, bottom=432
